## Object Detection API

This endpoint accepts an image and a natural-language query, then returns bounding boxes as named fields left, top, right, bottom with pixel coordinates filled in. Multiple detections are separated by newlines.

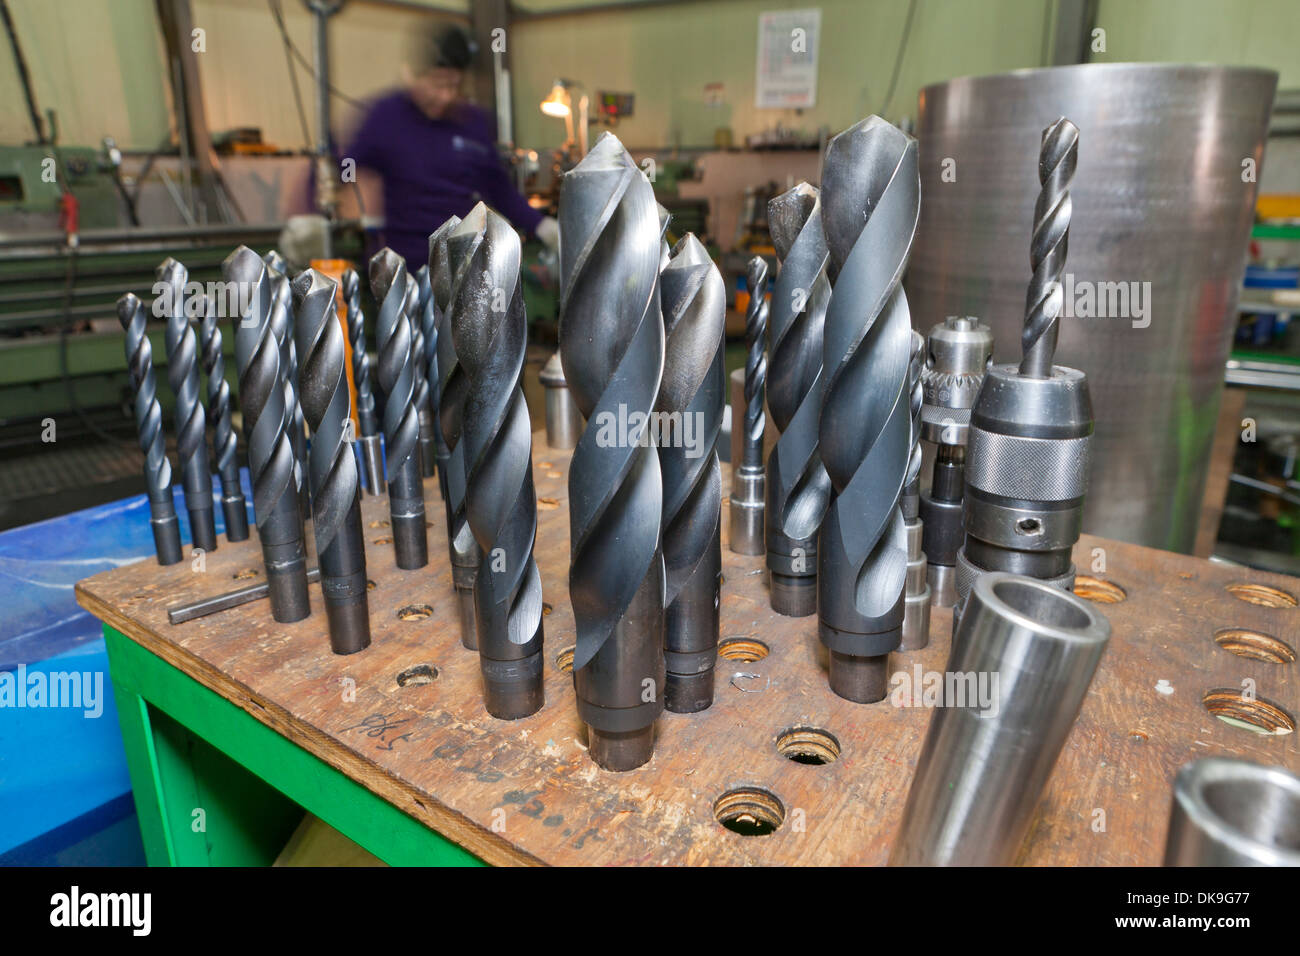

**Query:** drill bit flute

left=293, top=270, right=371, bottom=654
left=428, top=216, right=461, bottom=505
left=414, top=265, right=437, bottom=480
left=117, top=293, right=182, bottom=565
left=659, top=234, right=726, bottom=713
left=729, top=256, right=766, bottom=556
left=265, top=251, right=310, bottom=523
left=370, top=249, right=429, bottom=570
left=199, top=294, right=250, bottom=542
left=448, top=204, right=545, bottom=718
left=433, top=216, right=483, bottom=649
left=342, top=268, right=386, bottom=496
left=765, top=183, right=832, bottom=617
left=225, top=246, right=311, bottom=622
left=560, top=132, right=666, bottom=771
left=900, top=330, right=932, bottom=650
left=157, top=258, right=217, bottom=552
left=955, top=118, right=1094, bottom=618
left=818, top=116, right=918, bottom=703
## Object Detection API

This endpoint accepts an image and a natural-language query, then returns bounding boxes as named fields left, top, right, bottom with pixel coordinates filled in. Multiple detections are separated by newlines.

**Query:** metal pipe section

left=909, top=64, right=1277, bottom=552
left=448, top=204, right=545, bottom=719
left=890, top=572, right=1110, bottom=866
left=729, top=256, right=766, bottom=556
left=116, top=293, right=182, bottom=566
left=559, top=131, right=666, bottom=770
left=1164, top=758, right=1300, bottom=867
left=226, top=246, right=311, bottom=622
left=539, top=351, right=584, bottom=450
left=342, top=267, right=385, bottom=495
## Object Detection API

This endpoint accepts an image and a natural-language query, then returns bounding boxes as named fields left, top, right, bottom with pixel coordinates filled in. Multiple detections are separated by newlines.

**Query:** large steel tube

left=1164, top=758, right=1300, bottom=867
left=909, top=64, right=1276, bottom=552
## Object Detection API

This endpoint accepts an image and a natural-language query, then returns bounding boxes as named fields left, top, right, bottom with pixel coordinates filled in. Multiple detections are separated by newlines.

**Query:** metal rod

left=168, top=568, right=322, bottom=624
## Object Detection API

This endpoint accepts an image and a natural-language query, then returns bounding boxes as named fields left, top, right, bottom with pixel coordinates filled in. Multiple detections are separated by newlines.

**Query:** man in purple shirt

left=345, top=26, right=556, bottom=267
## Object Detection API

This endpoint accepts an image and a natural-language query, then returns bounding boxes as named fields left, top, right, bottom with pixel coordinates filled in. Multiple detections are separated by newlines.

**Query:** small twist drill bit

left=818, top=116, right=918, bottom=703
left=658, top=233, right=725, bottom=713
left=264, top=250, right=310, bottom=523
left=157, top=257, right=217, bottom=552
left=426, top=217, right=460, bottom=503
left=117, top=293, right=182, bottom=565
left=560, top=131, right=666, bottom=771
left=199, top=292, right=249, bottom=541
left=900, top=329, right=931, bottom=650
left=1021, top=118, right=1077, bottom=380
left=225, top=246, right=310, bottom=622
left=293, top=269, right=371, bottom=654
left=413, top=264, right=437, bottom=480
left=728, top=256, right=767, bottom=557
left=370, top=248, right=428, bottom=570
left=434, top=215, right=482, bottom=649
left=765, top=183, right=832, bottom=617
left=448, top=203, right=545, bottom=718
left=342, top=268, right=385, bottom=496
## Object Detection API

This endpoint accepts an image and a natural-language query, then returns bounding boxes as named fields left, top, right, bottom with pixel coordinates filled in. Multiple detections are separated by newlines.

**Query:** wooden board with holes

left=75, top=433, right=1299, bottom=866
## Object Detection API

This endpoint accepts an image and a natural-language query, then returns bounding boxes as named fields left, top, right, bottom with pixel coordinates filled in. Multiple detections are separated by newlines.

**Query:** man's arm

left=337, top=167, right=384, bottom=226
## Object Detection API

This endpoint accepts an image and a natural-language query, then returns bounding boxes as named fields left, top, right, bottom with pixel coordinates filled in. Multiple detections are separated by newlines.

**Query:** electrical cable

left=879, top=0, right=918, bottom=119
left=0, top=0, right=47, bottom=144
left=267, top=0, right=365, bottom=112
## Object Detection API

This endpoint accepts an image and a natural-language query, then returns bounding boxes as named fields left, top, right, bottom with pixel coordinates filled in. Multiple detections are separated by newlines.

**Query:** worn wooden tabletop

left=76, top=434, right=1299, bottom=866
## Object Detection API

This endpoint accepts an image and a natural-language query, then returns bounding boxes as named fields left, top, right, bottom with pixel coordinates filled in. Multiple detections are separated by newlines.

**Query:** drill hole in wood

left=366, top=579, right=377, bottom=591
left=1214, top=628, right=1296, bottom=665
left=555, top=646, right=574, bottom=673
left=1226, top=583, right=1297, bottom=608
left=718, top=637, right=769, bottom=663
left=776, top=727, right=841, bottom=765
left=714, top=787, right=785, bottom=836
left=369, top=519, right=390, bottom=528
left=397, top=604, right=434, bottom=622
left=1074, top=576, right=1127, bottom=604
left=1202, top=688, right=1296, bottom=736
left=373, top=535, right=393, bottom=545
left=232, top=568, right=259, bottom=581
left=396, top=664, right=438, bottom=687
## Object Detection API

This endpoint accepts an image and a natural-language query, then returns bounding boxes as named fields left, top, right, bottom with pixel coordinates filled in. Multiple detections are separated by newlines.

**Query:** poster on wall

left=755, top=8, right=821, bottom=109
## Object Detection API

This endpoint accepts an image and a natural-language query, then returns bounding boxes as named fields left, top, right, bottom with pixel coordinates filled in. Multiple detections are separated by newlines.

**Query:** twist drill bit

left=370, top=248, right=429, bottom=570
left=764, top=183, right=832, bottom=617
left=658, top=234, right=725, bottom=713
left=448, top=204, right=545, bottom=718
left=264, top=251, right=310, bottom=523
left=225, top=246, right=311, bottom=622
left=729, top=256, right=766, bottom=557
left=900, top=329, right=931, bottom=650
left=954, top=118, right=1093, bottom=621
left=293, top=269, right=371, bottom=654
left=560, top=131, right=666, bottom=770
left=117, top=293, right=182, bottom=565
left=342, top=268, right=386, bottom=496
left=199, top=292, right=250, bottom=542
left=157, top=258, right=217, bottom=552
left=436, top=216, right=483, bottom=650
left=427, top=216, right=461, bottom=503
left=818, top=116, right=918, bottom=704
left=413, top=265, right=437, bottom=480
left=918, top=316, right=994, bottom=607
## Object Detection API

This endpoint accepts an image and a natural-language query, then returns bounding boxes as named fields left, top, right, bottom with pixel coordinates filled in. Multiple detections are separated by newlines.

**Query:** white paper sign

left=755, top=8, right=820, bottom=109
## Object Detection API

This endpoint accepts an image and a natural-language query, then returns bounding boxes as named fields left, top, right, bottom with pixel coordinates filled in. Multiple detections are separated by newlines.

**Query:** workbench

left=75, top=435, right=1299, bottom=866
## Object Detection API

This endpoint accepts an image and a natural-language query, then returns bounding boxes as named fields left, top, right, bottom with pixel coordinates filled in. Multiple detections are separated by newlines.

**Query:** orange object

left=1257, top=194, right=1300, bottom=220
left=312, top=258, right=359, bottom=437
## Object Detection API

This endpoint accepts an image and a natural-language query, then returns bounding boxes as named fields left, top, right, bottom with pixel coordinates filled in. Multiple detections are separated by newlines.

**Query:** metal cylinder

left=909, top=64, right=1277, bottom=552
left=1164, top=758, right=1300, bottom=867
left=890, top=572, right=1110, bottom=866
left=539, top=351, right=584, bottom=450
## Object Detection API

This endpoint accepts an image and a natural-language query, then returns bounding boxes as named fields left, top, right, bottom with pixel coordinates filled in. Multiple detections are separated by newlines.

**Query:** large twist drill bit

left=293, top=269, right=371, bottom=654
left=818, top=116, right=918, bottom=704
left=157, top=258, right=217, bottom=552
left=342, top=267, right=386, bottom=496
left=658, top=233, right=725, bottom=713
left=428, top=215, right=461, bottom=505
left=117, top=293, right=182, bottom=565
left=448, top=203, right=545, bottom=718
left=265, top=250, right=310, bottom=523
left=560, top=131, right=666, bottom=771
left=764, top=183, right=832, bottom=617
left=900, top=329, right=932, bottom=650
left=955, top=118, right=1093, bottom=620
left=225, top=246, right=311, bottom=622
left=729, top=256, right=766, bottom=556
left=199, top=292, right=250, bottom=541
left=437, top=216, right=484, bottom=649
left=413, top=264, right=437, bottom=480
left=370, top=248, right=429, bottom=570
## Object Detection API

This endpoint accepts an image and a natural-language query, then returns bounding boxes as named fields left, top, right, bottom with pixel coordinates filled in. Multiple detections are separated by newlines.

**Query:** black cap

left=427, top=25, right=477, bottom=71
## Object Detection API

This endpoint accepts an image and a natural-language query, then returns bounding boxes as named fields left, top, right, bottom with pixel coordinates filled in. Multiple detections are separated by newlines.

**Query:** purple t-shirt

left=347, top=91, right=543, bottom=268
